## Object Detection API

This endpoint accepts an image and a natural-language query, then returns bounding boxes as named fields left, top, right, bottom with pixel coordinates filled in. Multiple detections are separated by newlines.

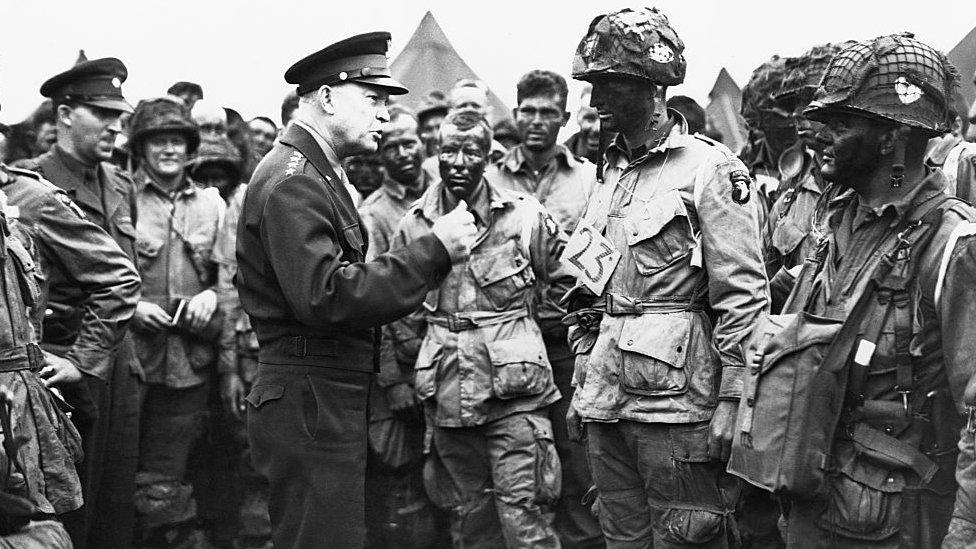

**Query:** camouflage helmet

left=805, top=33, right=959, bottom=136
left=128, top=97, right=201, bottom=156
left=774, top=42, right=855, bottom=111
left=741, top=56, right=791, bottom=128
left=571, top=7, right=686, bottom=86
left=185, top=134, right=242, bottom=181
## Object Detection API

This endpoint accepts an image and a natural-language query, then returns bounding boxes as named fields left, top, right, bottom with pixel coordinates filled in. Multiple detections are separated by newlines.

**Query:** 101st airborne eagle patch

left=730, top=170, right=751, bottom=205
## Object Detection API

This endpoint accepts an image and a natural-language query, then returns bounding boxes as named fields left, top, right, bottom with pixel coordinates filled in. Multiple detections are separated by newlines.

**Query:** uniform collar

left=51, top=145, right=98, bottom=183
left=135, top=167, right=197, bottom=198
left=605, top=109, right=690, bottom=168
left=499, top=143, right=575, bottom=174
left=380, top=170, right=427, bottom=202
left=849, top=169, right=949, bottom=229
left=279, top=123, right=342, bottom=185
left=418, top=177, right=513, bottom=223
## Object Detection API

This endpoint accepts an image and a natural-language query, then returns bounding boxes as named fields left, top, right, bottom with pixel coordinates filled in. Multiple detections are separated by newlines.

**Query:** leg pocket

left=304, top=373, right=369, bottom=447
left=816, top=456, right=903, bottom=541
left=525, top=414, right=562, bottom=505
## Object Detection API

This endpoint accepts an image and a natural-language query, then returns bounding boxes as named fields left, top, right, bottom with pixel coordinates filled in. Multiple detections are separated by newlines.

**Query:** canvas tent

left=391, top=11, right=509, bottom=123
left=705, top=68, right=747, bottom=153
left=948, top=25, right=976, bottom=109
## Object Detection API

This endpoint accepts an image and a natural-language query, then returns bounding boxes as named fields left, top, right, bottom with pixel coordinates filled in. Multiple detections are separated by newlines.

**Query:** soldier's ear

left=316, top=85, right=336, bottom=116
left=57, top=104, right=73, bottom=127
left=878, top=125, right=909, bottom=156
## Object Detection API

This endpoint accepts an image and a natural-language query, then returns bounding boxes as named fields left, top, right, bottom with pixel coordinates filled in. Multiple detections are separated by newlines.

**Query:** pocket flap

left=469, top=247, right=528, bottom=287
left=771, top=217, right=807, bottom=256
left=414, top=337, right=444, bottom=370
left=244, top=384, right=284, bottom=408
left=486, top=338, right=546, bottom=366
left=625, top=189, right=686, bottom=246
left=617, top=314, right=690, bottom=367
left=136, top=237, right=163, bottom=258
left=116, top=217, right=138, bottom=239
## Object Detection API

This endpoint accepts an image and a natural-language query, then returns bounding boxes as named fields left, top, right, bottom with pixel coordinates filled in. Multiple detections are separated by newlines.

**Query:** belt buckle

left=294, top=336, right=308, bottom=357
left=633, top=301, right=644, bottom=314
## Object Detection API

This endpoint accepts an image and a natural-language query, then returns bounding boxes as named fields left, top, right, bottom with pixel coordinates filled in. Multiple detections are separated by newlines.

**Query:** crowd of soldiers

left=1, top=5, right=976, bottom=549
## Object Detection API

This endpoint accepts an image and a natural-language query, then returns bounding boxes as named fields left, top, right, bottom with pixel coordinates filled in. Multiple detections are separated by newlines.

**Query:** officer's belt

left=0, top=343, right=44, bottom=373
left=596, top=294, right=706, bottom=316
left=261, top=336, right=339, bottom=359
left=426, top=307, right=530, bottom=332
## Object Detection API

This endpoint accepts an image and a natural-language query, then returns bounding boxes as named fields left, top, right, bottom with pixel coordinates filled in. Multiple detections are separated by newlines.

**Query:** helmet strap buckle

left=889, top=131, right=908, bottom=188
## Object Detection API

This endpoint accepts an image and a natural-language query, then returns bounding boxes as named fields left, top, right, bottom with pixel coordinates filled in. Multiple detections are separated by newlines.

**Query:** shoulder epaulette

left=2, top=164, right=42, bottom=185
left=693, top=134, right=719, bottom=147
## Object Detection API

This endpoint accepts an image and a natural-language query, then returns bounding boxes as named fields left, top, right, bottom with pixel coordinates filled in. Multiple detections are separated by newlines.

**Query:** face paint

left=438, top=123, right=489, bottom=201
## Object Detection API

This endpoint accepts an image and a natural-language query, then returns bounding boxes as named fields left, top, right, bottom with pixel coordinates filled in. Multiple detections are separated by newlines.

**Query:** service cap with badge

left=285, top=32, right=408, bottom=96
left=40, top=57, right=133, bottom=114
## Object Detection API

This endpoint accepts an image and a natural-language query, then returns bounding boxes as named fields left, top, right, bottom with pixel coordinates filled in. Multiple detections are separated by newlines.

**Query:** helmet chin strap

left=889, top=127, right=910, bottom=188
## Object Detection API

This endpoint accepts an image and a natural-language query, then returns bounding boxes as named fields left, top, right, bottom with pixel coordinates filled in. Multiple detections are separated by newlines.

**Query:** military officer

left=564, top=8, right=769, bottom=547
left=19, top=57, right=144, bottom=549
left=235, top=32, right=477, bottom=548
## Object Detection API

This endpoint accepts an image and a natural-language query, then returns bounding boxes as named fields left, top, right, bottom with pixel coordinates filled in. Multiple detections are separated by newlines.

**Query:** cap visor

left=354, top=75, right=409, bottom=95
left=82, top=97, right=134, bottom=114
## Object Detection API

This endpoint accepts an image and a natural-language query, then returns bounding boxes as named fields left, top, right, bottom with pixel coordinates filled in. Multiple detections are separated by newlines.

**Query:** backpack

left=728, top=195, right=955, bottom=496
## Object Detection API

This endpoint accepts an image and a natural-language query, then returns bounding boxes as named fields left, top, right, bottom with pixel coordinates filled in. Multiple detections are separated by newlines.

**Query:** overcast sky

left=1, top=0, right=974, bottom=125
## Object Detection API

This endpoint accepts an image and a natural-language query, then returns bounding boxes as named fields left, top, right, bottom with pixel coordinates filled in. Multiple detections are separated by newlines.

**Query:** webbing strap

left=850, top=423, right=938, bottom=483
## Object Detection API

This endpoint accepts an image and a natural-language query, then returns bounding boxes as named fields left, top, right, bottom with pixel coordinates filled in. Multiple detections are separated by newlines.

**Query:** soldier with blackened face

left=564, top=7, right=769, bottom=547
left=391, top=111, right=571, bottom=547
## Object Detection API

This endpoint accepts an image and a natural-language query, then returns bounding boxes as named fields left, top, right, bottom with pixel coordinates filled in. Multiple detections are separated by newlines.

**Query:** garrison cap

left=285, top=32, right=408, bottom=96
left=40, top=57, right=133, bottom=113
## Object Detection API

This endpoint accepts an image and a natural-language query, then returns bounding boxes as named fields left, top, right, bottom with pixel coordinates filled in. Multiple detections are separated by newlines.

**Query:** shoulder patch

left=56, top=192, right=86, bottom=219
left=543, top=213, right=559, bottom=237
left=730, top=170, right=752, bottom=205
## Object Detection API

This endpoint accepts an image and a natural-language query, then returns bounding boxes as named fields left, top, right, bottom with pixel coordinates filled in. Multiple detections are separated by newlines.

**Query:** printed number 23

left=567, top=227, right=613, bottom=282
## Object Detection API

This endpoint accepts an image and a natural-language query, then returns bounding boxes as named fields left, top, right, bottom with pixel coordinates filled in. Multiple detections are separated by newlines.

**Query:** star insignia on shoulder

left=285, top=151, right=304, bottom=176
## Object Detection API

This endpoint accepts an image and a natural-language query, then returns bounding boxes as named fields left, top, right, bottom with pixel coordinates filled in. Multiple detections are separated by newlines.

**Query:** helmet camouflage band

left=571, top=7, right=686, bottom=86
left=741, top=56, right=791, bottom=128
left=805, top=33, right=959, bottom=135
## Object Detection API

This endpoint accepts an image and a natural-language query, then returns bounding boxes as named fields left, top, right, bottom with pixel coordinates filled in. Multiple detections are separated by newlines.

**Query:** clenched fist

left=432, top=200, right=477, bottom=262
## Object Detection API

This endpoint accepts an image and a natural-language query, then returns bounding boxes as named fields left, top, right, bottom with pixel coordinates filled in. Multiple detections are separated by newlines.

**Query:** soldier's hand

left=134, top=301, right=172, bottom=333
left=220, top=372, right=247, bottom=420
left=386, top=382, right=419, bottom=414
left=39, top=352, right=84, bottom=387
left=431, top=200, right=477, bottom=262
left=185, top=289, right=218, bottom=332
left=566, top=404, right=585, bottom=443
left=707, top=400, right=739, bottom=461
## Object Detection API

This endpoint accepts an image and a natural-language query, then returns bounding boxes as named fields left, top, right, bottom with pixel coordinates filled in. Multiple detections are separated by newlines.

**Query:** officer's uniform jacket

left=786, top=172, right=976, bottom=533
left=392, top=180, right=569, bottom=428
left=131, top=170, right=224, bottom=389
left=20, top=146, right=141, bottom=353
left=571, top=115, right=769, bottom=424
left=359, top=175, right=428, bottom=391
left=1, top=164, right=140, bottom=381
left=235, top=124, right=452, bottom=373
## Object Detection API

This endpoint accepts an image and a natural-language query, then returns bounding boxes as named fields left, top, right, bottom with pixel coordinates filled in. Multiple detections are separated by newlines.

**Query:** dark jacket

left=235, top=124, right=452, bottom=372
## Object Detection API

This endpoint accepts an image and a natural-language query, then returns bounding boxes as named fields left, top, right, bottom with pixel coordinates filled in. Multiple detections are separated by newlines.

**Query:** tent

left=948, top=25, right=976, bottom=109
left=391, top=11, right=509, bottom=122
left=705, top=68, right=747, bottom=153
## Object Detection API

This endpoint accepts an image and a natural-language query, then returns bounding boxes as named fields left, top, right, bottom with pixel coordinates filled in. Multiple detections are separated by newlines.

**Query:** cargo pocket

left=770, top=214, right=807, bottom=258
left=625, top=189, right=696, bottom=276
left=817, top=449, right=904, bottom=541
left=618, top=314, right=690, bottom=396
left=485, top=338, right=549, bottom=400
left=135, top=237, right=163, bottom=272
left=244, top=384, right=284, bottom=409
left=525, top=414, right=562, bottom=504
left=468, top=241, right=533, bottom=311
left=414, top=337, right=444, bottom=401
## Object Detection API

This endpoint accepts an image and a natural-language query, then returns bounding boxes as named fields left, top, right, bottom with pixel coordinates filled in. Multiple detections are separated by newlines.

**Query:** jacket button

left=683, top=451, right=690, bottom=459
left=886, top=476, right=895, bottom=484
left=632, top=231, right=639, bottom=237
left=626, top=339, right=634, bottom=346
left=883, top=425, right=893, bottom=434
left=676, top=346, right=682, bottom=353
